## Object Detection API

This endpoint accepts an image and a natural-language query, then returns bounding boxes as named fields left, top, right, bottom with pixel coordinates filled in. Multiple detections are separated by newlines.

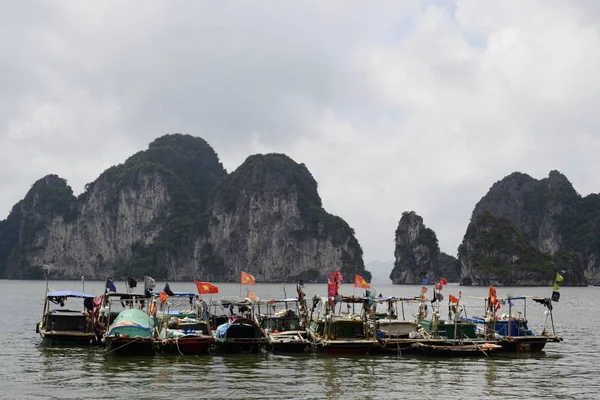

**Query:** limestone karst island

left=1, top=134, right=598, bottom=286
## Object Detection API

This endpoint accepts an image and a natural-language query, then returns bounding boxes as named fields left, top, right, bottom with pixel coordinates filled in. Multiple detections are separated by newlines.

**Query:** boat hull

left=214, top=339, right=269, bottom=354
left=270, top=341, right=313, bottom=353
left=378, top=339, right=453, bottom=355
left=268, top=331, right=313, bottom=353
left=412, top=342, right=501, bottom=357
left=498, top=336, right=554, bottom=353
left=39, top=329, right=97, bottom=345
left=104, top=337, right=155, bottom=355
left=159, top=337, right=214, bottom=355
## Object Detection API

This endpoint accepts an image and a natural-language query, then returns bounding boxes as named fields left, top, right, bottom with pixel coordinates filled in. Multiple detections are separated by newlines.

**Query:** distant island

left=391, top=171, right=598, bottom=286
left=0, top=134, right=370, bottom=283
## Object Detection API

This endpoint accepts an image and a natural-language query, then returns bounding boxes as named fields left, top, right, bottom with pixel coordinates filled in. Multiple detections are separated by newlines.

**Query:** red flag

left=435, top=282, right=443, bottom=290
left=247, top=291, right=257, bottom=301
left=440, top=277, right=448, bottom=285
left=448, top=294, right=459, bottom=304
left=195, top=281, right=219, bottom=294
left=328, top=279, right=337, bottom=297
left=330, top=271, right=343, bottom=285
left=241, top=271, right=256, bottom=285
left=159, top=291, right=168, bottom=303
left=354, top=274, right=370, bottom=289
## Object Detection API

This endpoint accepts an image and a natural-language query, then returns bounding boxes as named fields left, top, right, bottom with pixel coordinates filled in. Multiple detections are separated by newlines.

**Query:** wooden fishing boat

left=257, top=285, right=313, bottom=353
left=154, top=291, right=214, bottom=355
left=463, top=295, right=563, bottom=353
left=412, top=341, right=502, bottom=357
left=103, top=308, right=156, bottom=355
left=309, top=296, right=379, bottom=354
left=37, top=290, right=99, bottom=345
left=213, top=316, right=269, bottom=353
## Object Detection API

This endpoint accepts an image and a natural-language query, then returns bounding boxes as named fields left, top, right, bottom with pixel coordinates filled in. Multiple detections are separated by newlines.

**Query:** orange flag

left=247, top=290, right=257, bottom=301
left=488, top=286, right=498, bottom=305
left=448, top=294, right=459, bottom=304
left=354, top=274, right=370, bottom=289
left=241, top=271, right=256, bottom=285
left=195, top=281, right=219, bottom=294
left=159, top=291, right=168, bottom=303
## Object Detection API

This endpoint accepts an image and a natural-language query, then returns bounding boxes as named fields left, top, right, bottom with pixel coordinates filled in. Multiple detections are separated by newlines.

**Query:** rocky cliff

left=390, top=211, right=459, bottom=284
left=459, top=170, right=595, bottom=286
left=0, top=134, right=369, bottom=282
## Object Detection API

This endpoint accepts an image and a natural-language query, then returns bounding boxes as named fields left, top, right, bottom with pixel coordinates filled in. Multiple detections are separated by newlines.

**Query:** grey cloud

left=2, top=1, right=600, bottom=264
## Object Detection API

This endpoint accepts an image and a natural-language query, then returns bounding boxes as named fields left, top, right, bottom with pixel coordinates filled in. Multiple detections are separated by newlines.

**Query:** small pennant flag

left=488, top=286, right=498, bottom=305
left=553, top=283, right=560, bottom=291
left=440, top=277, right=448, bottom=286
left=105, top=278, right=117, bottom=293
left=448, top=295, right=459, bottom=304
left=420, top=286, right=428, bottom=299
left=163, top=283, right=175, bottom=296
left=552, top=291, right=560, bottom=302
left=241, top=271, right=256, bottom=285
left=555, top=272, right=564, bottom=282
left=435, top=282, right=443, bottom=290
left=354, top=274, right=370, bottom=289
left=195, top=281, right=219, bottom=294
left=159, top=291, right=168, bottom=303
left=247, top=290, right=257, bottom=301
left=127, top=277, right=137, bottom=289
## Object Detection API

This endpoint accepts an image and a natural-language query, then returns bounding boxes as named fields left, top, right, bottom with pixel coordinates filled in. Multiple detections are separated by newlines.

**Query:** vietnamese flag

left=354, top=274, right=370, bottom=289
left=241, top=271, right=256, bottom=285
left=195, top=281, right=219, bottom=294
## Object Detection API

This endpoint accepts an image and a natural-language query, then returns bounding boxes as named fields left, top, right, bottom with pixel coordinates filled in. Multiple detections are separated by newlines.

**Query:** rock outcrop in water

left=459, top=170, right=594, bottom=286
left=0, top=134, right=369, bottom=282
left=390, top=211, right=459, bottom=284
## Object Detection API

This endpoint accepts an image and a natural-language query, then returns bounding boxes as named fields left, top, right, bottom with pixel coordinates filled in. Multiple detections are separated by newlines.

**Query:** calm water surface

left=0, top=280, right=598, bottom=399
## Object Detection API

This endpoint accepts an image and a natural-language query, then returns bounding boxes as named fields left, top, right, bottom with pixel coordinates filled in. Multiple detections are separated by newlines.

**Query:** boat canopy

left=263, top=298, right=299, bottom=304
left=47, top=291, right=94, bottom=299
left=151, top=291, right=197, bottom=297
left=104, top=292, right=148, bottom=299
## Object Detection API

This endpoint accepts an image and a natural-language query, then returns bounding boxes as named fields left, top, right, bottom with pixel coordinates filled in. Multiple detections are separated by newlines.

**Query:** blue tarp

left=215, top=323, right=232, bottom=338
left=47, top=291, right=94, bottom=299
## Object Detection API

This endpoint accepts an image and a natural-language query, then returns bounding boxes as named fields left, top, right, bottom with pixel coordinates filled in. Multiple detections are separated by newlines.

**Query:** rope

left=175, top=337, right=184, bottom=356
left=103, top=337, right=142, bottom=356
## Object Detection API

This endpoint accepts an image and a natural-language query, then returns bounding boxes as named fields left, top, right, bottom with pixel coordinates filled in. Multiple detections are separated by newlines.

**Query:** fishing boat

left=154, top=290, right=214, bottom=355
left=257, top=286, right=313, bottom=353
left=103, top=308, right=156, bottom=355
left=213, top=316, right=269, bottom=353
left=209, top=299, right=269, bottom=353
left=37, top=290, right=99, bottom=345
left=375, top=296, right=448, bottom=354
left=463, top=295, right=563, bottom=353
left=309, top=295, right=379, bottom=354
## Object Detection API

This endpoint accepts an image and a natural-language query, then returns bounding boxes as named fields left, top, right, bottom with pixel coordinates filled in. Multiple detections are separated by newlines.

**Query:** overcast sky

left=2, top=1, right=600, bottom=264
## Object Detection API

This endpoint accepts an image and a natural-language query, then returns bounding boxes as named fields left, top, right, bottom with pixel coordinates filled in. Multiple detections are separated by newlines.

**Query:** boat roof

left=104, top=292, right=148, bottom=299
left=47, top=291, right=94, bottom=299
left=151, top=291, right=197, bottom=297
left=262, top=298, right=299, bottom=304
